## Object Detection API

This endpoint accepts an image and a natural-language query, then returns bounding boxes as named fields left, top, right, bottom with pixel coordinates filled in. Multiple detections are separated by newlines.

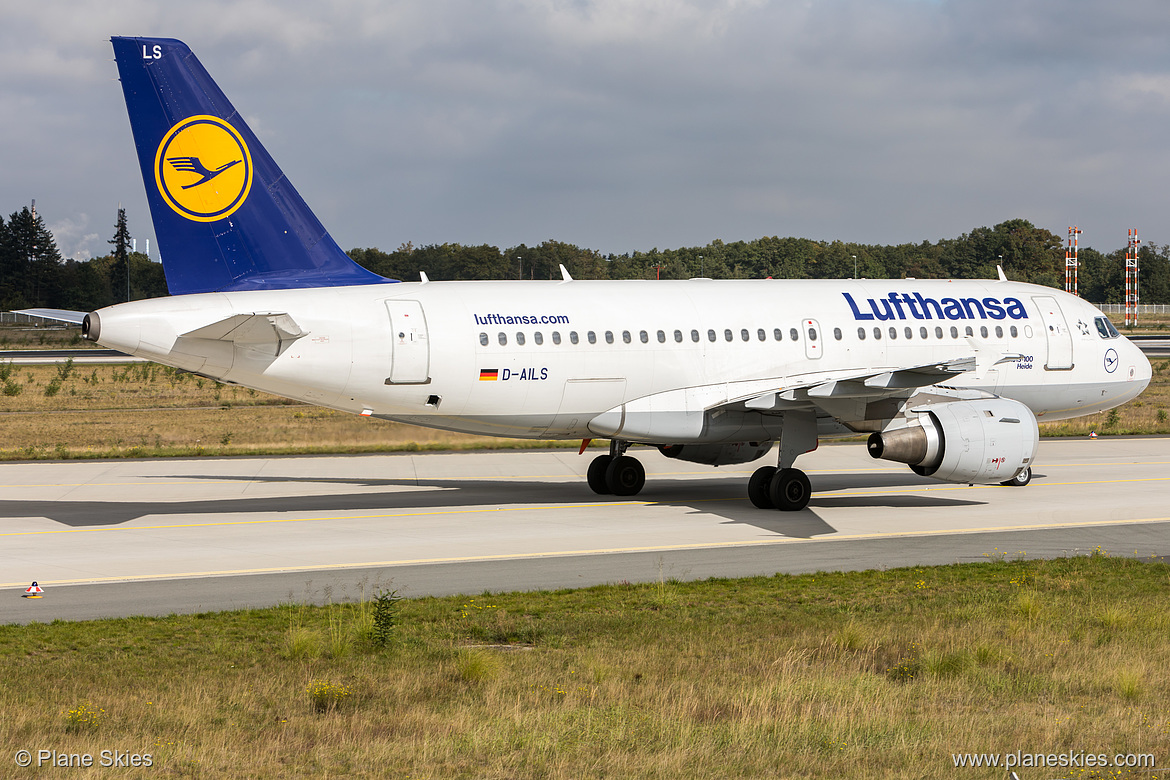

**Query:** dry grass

left=0, top=363, right=564, bottom=459
left=2, top=554, right=1169, bottom=778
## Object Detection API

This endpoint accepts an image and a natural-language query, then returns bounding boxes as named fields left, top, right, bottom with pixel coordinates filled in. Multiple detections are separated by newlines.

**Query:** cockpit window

left=1095, top=316, right=1120, bottom=339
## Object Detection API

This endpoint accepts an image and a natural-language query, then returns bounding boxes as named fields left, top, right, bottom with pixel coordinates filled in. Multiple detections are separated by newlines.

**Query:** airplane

left=19, top=37, right=1152, bottom=511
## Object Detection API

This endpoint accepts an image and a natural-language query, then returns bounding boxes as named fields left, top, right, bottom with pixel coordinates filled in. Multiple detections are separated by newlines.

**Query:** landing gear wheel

left=605, top=455, right=646, bottom=496
left=748, top=466, right=777, bottom=509
left=587, top=455, right=613, bottom=494
left=769, top=467, right=811, bottom=511
left=1000, top=466, right=1032, bottom=487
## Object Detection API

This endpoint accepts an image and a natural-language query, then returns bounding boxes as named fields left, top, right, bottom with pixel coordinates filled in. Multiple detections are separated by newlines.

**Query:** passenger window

left=950, top=326, right=959, bottom=338
left=965, top=326, right=974, bottom=337
left=808, top=327, right=818, bottom=341
left=724, top=329, right=733, bottom=342
left=994, top=326, right=1003, bottom=338
left=904, top=327, right=913, bottom=339
left=979, top=326, right=988, bottom=338
left=534, top=331, right=543, bottom=345
left=790, top=328, right=800, bottom=341
left=935, top=326, right=943, bottom=339
left=774, top=328, right=783, bottom=341
left=587, top=331, right=596, bottom=344
left=919, top=327, right=928, bottom=339
left=498, top=332, right=507, bottom=345
left=674, top=330, right=683, bottom=343
left=1010, top=326, right=1018, bottom=338
left=479, top=332, right=489, bottom=346
left=874, top=327, right=881, bottom=339
left=641, top=330, right=650, bottom=344
left=657, top=330, right=666, bottom=343
left=570, top=331, right=579, bottom=344
left=552, top=331, right=562, bottom=345
left=757, top=328, right=766, bottom=341
left=889, top=327, right=897, bottom=340
left=622, top=330, right=631, bottom=344
left=691, top=329, right=700, bottom=342
left=516, top=332, right=526, bottom=345
left=833, top=327, right=842, bottom=340
left=741, top=329, right=750, bottom=342
left=858, top=327, right=866, bottom=340
left=606, top=331, right=615, bottom=344
left=708, top=329, right=717, bottom=342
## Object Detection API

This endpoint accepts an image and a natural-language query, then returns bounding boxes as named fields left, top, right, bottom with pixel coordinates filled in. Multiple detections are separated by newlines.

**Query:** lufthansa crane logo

left=1104, top=347, right=1119, bottom=374
left=154, top=115, right=253, bottom=222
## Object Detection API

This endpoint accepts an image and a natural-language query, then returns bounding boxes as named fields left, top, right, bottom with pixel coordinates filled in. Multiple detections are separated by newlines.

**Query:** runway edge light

left=23, top=581, right=44, bottom=598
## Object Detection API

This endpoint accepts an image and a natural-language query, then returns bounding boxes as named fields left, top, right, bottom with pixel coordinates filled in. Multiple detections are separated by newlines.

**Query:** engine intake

left=867, top=398, right=1037, bottom=485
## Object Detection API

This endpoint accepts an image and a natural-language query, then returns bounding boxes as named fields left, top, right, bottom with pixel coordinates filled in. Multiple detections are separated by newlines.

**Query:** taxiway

left=3, top=438, right=1168, bottom=623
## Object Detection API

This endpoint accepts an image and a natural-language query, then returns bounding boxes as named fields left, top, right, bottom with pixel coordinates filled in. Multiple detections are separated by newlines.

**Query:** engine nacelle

left=866, top=398, right=1037, bottom=484
left=658, top=441, right=773, bottom=467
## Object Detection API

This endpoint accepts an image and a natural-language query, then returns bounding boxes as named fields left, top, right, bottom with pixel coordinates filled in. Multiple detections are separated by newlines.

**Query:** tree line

left=3, top=207, right=1168, bottom=312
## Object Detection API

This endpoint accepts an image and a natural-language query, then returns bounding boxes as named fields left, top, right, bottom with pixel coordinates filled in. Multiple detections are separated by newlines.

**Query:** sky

left=2, top=0, right=1168, bottom=262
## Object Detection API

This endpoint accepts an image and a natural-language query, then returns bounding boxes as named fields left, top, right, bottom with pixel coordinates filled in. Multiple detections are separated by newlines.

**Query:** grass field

left=2, top=553, right=1168, bottom=778
left=0, top=362, right=564, bottom=460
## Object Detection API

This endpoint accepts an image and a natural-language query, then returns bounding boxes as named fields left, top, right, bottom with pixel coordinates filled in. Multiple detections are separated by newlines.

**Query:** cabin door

left=1032, top=296, right=1073, bottom=370
left=385, top=300, right=431, bottom=384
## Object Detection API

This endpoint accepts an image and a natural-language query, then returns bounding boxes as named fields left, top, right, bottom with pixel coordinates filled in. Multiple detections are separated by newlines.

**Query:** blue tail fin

left=111, top=37, right=390, bottom=294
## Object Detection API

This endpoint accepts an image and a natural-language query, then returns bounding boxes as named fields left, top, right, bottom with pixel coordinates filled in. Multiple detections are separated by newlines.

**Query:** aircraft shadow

left=0, top=470, right=989, bottom=531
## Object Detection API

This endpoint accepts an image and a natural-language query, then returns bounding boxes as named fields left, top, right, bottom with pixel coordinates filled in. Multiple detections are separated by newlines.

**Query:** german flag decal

left=479, top=369, right=499, bottom=381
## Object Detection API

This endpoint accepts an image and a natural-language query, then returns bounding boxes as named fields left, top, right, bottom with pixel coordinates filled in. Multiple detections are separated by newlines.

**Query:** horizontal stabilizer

left=11, top=308, right=87, bottom=324
left=182, top=312, right=306, bottom=349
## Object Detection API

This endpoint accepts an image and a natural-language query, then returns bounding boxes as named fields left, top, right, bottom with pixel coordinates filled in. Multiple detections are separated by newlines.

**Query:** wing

left=588, top=354, right=1024, bottom=444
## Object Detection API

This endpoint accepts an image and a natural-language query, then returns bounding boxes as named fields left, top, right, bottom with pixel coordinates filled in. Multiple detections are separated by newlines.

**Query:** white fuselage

left=89, top=278, right=1152, bottom=443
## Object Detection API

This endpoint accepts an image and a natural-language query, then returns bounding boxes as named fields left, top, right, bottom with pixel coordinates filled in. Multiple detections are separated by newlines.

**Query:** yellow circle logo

left=154, top=115, right=253, bottom=222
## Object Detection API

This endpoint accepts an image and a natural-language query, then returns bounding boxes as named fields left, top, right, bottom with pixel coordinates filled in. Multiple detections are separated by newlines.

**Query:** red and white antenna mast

left=1125, top=228, right=1140, bottom=327
left=1064, top=226, right=1082, bottom=295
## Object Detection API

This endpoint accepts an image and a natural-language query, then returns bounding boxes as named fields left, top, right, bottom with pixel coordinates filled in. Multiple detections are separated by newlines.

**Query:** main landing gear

left=585, top=409, right=819, bottom=511
left=747, top=409, right=817, bottom=511
left=746, top=466, right=812, bottom=511
left=587, top=440, right=646, bottom=497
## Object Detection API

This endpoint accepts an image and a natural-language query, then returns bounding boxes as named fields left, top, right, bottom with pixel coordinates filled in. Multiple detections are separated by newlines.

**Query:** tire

left=748, top=466, right=777, bottom=509
left=1000, top=466, right=1032, bottom=487
left=605, top=455, right=646, bottom=496
left=769, top=467, right=811, bottom=511
left=587, top=455, right=613, bottom=494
